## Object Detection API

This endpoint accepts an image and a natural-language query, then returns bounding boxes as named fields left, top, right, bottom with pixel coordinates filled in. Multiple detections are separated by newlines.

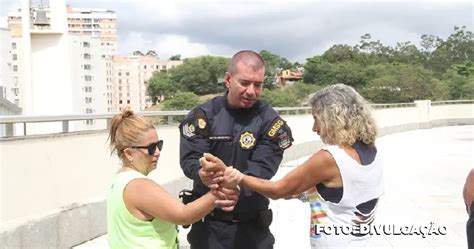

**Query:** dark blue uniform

left=179, top=94, right=293, bottom=249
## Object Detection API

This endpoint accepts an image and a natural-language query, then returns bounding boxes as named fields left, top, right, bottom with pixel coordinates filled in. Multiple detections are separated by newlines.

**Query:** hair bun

left=122, top=108, right=134, bottom=119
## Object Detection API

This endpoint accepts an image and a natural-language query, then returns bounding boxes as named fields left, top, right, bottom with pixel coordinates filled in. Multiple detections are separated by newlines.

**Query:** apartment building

left=112, top=54, right=183, bottom=111
left=4, top=0, right=115, bottom=135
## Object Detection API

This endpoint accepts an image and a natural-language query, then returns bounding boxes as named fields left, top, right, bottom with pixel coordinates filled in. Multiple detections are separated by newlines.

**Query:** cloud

left=2, top=0, right=472, bottom=62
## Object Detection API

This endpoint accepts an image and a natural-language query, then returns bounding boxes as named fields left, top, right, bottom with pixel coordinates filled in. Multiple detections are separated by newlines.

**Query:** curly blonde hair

left=108, top=108, right=154, bottom=159
left=309, top=84, right=377, bottom=146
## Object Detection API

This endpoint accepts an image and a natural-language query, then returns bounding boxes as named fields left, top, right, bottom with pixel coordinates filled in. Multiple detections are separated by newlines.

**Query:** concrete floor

left=75, top=125, right=473, bottom=249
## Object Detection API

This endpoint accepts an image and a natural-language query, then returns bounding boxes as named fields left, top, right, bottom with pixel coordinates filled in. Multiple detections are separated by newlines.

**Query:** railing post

left=23, top=122, right=27, bottom=136
left=106, top=118, right=112, bottom=130
left=5, top=123, right=13, bottom=137
left=168, top=115, right=173, bottom=124
left=62, top=120, right=69, bottom=133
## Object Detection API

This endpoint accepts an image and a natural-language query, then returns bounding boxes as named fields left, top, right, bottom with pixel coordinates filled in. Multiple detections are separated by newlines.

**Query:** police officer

left=179, top=50, right=293, bottom=249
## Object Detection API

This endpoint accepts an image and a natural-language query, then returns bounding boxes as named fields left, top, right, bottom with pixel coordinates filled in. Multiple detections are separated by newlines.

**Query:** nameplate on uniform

left=209, top=135, right=233, bottom=141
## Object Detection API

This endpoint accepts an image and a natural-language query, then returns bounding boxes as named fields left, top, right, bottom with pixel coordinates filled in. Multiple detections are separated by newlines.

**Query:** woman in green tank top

left=106, top=109, right=239, bottom=249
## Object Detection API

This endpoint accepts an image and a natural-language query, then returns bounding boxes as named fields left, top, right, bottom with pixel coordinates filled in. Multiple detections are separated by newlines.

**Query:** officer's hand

left=200, top=153, right=227, bottom=173
left=222, top=167, right=244, bottom=188
left=199, top=169, right=223, bottom=190
left=213, top=186, right=240, bottom=212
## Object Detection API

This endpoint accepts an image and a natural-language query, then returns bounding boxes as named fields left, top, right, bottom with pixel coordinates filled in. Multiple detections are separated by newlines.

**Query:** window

left=85, top=97, right=92, bottom=103
left=83, top=42, right=90, bottom=48
left=12, top=54, right=17, bottom=61
left=85, top=108, right=93, bottom=114
left=119, top=93, right=122, bottom=97
left=84, top=75, right=92, bottom=81
left=84, top=64, right=91, bottom=70
left=85, top=86, right=92, bottom=92
left=118, top=86, right=122, bottom=91
left=84, top=53, right=91, bottom=59
left=119, top=100, right=122, bottom=104
left=127, top=93, right=130, bottom=97
left=126, top=72, right=130, bottom=76
left=86, top=119, right=94, bottom=125
left=144, top=65, right=147, bottom=69
left=13, top=65, right=18, bottom=72
left=118, top=72, right=122, bottom=76
left=12, top=42, right=16, bottom=49
left=127, top=100, right=130, bottom=104
left=162, top=65, right=167, bottom=70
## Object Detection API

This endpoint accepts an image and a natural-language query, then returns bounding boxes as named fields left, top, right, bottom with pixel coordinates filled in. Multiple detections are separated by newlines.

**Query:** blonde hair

left=309, top=84, right=377, bottom=146
left=108, top=109, right=154, bottom=159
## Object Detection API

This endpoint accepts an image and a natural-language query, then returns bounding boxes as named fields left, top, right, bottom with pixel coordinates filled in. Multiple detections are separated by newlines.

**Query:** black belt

left=204, top=209, right=260, bottom=223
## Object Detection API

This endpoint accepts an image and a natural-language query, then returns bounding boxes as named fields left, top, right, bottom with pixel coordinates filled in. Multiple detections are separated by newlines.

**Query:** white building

left=6, top=0, right=116, bottom=134
left=113, top=54, right=183, bottom=111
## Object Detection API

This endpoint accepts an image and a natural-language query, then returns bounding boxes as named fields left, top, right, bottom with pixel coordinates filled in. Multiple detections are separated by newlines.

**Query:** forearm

left=241, top=175, right=289, bottom=200
left=180, top=192, right=216, bottom=225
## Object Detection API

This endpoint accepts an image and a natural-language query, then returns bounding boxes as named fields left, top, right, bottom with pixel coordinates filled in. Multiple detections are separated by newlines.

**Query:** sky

left=1, top=0, right=472, bottom=63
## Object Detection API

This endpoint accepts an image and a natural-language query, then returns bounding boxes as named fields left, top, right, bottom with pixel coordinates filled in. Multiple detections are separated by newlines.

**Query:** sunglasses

left=131, top=140, right=163, bottom=156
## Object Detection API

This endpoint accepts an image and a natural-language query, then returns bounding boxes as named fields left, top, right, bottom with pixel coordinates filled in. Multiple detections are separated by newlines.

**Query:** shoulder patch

left=182, top=122, right=196, bottom=138
left=267, top=118, right=285, bottom=138
left=194, top=109, right=209, bottom=136
left=277, top=127, right=292, bottom=149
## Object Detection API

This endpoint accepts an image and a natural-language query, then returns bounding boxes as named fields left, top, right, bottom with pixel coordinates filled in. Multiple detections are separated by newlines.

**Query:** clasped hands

left=198, top=153, right=244, bottom=211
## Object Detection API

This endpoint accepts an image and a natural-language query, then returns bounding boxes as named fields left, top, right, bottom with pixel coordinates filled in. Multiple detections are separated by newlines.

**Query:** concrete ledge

left=1, top=202, right=106, bottom=249
left=2, top=118, right=473, bottom=249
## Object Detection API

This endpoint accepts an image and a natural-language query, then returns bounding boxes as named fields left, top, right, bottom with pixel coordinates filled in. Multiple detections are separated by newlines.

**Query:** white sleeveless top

left=307, top=145, right=384, bottom=249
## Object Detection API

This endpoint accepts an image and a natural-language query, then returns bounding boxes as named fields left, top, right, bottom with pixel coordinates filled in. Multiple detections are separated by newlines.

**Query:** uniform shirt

left=179, top=95, right=293, bottom=213
left=107, top=171, right=178, bottom=249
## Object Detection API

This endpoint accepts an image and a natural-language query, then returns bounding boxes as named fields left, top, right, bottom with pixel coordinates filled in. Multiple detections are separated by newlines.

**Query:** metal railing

left=431, top=99, right=474, bottom=106
left=1, top=100, right=472, bottom=138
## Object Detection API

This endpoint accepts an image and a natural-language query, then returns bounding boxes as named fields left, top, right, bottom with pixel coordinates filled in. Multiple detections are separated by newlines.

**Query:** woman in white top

left=201, top=83, right=384, bottom=249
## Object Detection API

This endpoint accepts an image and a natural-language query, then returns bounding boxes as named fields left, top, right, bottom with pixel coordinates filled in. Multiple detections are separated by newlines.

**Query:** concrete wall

left=0, top=101, right=473, bottom=248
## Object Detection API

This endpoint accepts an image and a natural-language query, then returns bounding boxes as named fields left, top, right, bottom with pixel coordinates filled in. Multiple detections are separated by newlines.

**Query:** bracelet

left=299, top=192, right=309, bottom=202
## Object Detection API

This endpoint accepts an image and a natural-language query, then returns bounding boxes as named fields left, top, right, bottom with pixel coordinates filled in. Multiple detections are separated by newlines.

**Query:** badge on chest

left=239, top=131, right=256, bottom=150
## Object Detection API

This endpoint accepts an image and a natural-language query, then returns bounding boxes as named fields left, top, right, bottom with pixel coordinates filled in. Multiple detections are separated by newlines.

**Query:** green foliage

left=322, top=44, right=359, bottom=63
left=168, top=56, right=229, bottom=95
left=161, top=92, right=202, bottom=111
left=303, top=57, right=367, bottom=88
left=259, top=50, right=293, bottom=88
left=361, top=64, right=448, bottom=103
left=424, top=26, right=474, bottom=75
left=147, top=72, right=176, bottom=104
left=169, top=54, right=181, bottom=61
left=261, top=83, right=321, bottom=107
left=261, top=89, right=299, bottom=107
left=441, top=62, right=474, bottom=99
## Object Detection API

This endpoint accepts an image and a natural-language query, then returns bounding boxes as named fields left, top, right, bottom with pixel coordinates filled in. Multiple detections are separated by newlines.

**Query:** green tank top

left=107, top=170, right=178, bottom=249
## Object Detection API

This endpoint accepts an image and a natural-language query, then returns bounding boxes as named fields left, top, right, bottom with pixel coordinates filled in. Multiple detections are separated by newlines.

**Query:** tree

left=169, top=54, right=181, bottom=61
left=259, top=50, right=293, bottom=88
left=441, top=62, right=474, bottom=99
left=147, top=72, right=176, bottom=104
left=362, top=64, right=448, bottom=103
left=322, top=44, right=359, bottom=63
left=132, top=50, right=144, bottom=56
left=355, top=33, right=393, bottom=65
left=392, top=41, right=425, bottom=65
left=303, top=56, right=332, bottom=84
left=261, top=89, right=299, bottom=107
left=168, top=56, right=229, bottom=95
left=425, top=26, right=474, bottom=75
left=146, top=50, right=158, bottom=57
left=161, top=92, right=202, bottom=111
